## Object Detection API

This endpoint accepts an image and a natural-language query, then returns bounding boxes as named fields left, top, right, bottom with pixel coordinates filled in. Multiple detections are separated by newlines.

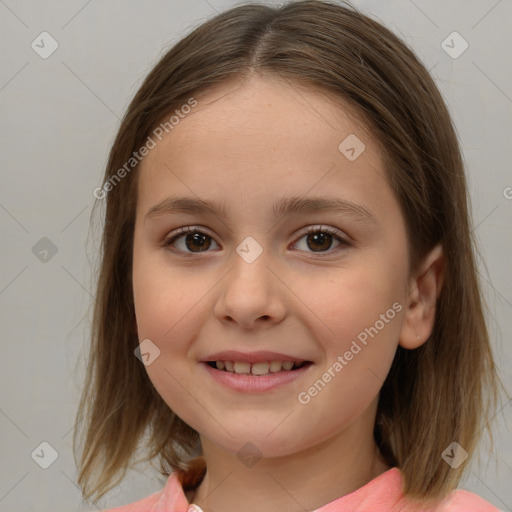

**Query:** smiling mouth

left=205, top=360, right=312, bottom=376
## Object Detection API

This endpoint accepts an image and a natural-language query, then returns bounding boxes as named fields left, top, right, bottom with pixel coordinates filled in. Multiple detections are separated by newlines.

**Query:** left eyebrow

left=145, top=195, right=377, bottom=226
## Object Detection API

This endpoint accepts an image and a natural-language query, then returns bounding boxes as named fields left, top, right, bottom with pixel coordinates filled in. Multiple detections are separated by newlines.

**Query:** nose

left=214, top=244, right=287, bottom=330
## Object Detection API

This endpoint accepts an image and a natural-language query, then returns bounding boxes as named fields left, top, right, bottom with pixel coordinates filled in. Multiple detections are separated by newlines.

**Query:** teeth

left=233, top=362, right=251, bottom=374
left=213, top=360, right=302, bottom=375
left=251, top=362, right=269, bottom=375
left=269, top=360, right=282, bottom=373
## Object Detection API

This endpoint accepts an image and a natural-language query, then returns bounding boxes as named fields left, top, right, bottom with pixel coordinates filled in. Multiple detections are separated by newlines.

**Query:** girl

left=74, top=1, right=507, bottom=511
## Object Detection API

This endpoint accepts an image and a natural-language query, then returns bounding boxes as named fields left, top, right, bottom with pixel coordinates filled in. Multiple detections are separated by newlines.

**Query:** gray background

left=0, top=0, right=511, bottom=511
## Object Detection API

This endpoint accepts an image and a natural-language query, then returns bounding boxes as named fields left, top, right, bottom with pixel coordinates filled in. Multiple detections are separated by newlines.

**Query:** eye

left=162, top=225, right=350, bottom=256
left=163, top=226, right=219, bottom=255
left=293, top=225, right=350, bottom=255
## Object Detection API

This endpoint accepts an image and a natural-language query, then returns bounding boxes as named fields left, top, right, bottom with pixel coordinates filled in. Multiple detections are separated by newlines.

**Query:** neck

left=188, top=409, right=391, bottom=512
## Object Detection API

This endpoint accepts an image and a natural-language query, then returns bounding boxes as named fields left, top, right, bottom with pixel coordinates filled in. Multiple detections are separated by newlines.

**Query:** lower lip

left=201, top=362, right=313, bottom=392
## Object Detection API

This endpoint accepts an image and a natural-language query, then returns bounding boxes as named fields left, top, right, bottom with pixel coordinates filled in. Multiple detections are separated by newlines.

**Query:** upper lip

left=201, top=350, right=310, bottom=364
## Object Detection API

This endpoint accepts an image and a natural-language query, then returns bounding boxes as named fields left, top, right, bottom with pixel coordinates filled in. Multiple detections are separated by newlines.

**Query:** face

left=132, top=76, right=411, bottom=458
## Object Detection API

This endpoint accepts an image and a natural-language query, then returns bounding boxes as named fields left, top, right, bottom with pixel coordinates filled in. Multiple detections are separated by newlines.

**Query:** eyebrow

left=145, top=195, right=377, bottom=225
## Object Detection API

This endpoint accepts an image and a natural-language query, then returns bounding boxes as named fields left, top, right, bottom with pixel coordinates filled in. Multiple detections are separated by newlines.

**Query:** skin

left=132, top=76, right=444, bottom=512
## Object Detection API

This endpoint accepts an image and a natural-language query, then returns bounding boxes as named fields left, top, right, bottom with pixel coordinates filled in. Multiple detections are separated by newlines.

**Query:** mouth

left=204, top=360, right=313, bottom=375
left=201, top=359, right=314, bottom=392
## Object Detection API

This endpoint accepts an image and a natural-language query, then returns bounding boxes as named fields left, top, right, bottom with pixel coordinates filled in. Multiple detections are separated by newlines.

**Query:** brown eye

left=182, top=232, right=212, bottom=252
left=306, top=231, right=334, bottom=252
left=293, top=226, right=349, bottom=255
left=164, top=227, right=219, bottom=254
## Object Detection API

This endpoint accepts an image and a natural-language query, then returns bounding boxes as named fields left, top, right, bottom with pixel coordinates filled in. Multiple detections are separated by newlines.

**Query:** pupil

left=186, top=233, right=210, bottom=252
left=308, top=232, right=332, bottom=252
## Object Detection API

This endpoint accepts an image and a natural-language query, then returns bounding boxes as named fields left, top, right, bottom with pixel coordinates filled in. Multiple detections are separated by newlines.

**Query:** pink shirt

left=100, top=464, right=502, bottom=512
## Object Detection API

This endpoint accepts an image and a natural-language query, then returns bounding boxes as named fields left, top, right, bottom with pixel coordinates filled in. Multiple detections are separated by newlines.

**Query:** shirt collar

left=155, top=458, right=406, bottom=511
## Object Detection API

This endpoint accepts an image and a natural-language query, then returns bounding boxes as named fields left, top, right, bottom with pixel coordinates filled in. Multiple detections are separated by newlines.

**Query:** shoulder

left=95, top=489, right=161, bottom=512
left=436, top=489, right=504, bottom=512
left=387, top=469, right=503, bottom=512
left=92, top=470, right=192, bottom=512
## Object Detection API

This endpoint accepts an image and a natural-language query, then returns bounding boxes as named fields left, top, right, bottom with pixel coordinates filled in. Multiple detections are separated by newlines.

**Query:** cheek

left=297, top=268, right=404, bottom=420
left=305, top=259, right=406, bottom=380
left=131, top=253, right=217, bottom=412
left=133, top=270, right=199, bottom=348
left=132, top=259, right=207, bottom=426
left=133, top=242, right=198, bottom=337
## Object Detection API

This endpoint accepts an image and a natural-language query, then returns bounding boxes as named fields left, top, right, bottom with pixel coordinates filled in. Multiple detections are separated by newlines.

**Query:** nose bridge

left=215, top=234, right=286, bottom=326
left=229, top=234, right=274, bottom=292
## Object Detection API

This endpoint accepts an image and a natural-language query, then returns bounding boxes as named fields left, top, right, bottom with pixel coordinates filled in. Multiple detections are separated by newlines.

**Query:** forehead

left=157, top=76, right=376, bottom=157
left=136, top=76, right=392, bottom=219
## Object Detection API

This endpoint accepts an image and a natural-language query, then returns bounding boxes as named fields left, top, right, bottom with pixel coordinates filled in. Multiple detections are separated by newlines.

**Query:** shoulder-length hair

left=74, top=0, right=505, bottom=505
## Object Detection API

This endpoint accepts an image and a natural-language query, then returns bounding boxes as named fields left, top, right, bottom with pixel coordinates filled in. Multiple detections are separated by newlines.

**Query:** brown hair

left=74, top=0, right=506, bottom=506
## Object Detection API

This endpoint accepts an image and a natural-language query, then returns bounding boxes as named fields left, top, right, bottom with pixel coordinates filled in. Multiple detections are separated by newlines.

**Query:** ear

left=399, top=243, right=445, bottom=349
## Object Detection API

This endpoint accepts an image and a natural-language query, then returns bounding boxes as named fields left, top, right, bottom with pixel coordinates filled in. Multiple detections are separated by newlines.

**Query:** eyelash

left=162, top=225, right=351, bottom=257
